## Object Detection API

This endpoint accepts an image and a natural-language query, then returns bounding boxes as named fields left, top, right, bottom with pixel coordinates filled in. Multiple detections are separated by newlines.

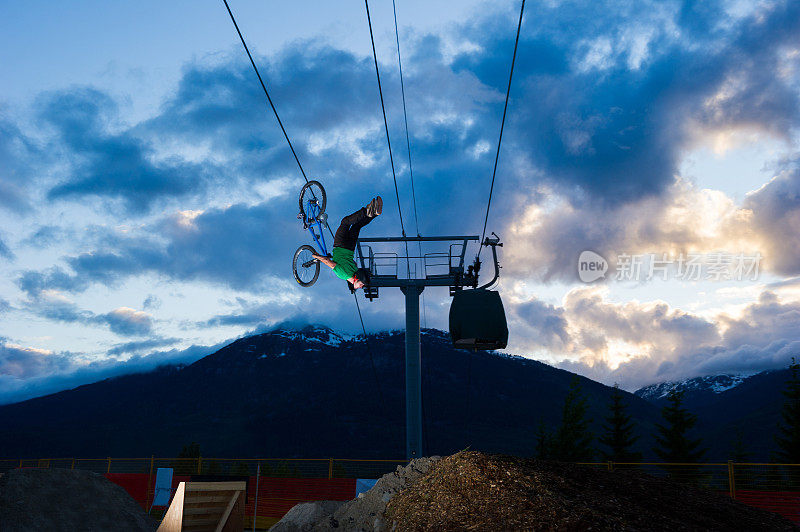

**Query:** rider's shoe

left=367, top=196, right=383, bottom=217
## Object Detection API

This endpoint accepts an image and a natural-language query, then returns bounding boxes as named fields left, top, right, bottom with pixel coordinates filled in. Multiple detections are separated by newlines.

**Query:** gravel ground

left=0, top=468, right=158, bottom=532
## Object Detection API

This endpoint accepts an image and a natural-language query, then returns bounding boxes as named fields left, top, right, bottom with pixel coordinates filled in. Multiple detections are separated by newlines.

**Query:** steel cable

left=479, top=0, right=525, bottom=258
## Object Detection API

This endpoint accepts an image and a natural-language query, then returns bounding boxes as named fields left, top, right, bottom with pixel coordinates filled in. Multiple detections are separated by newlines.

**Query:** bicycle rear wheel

left=299, top=180, right=327, bottom=224
left=293, top=245, right=320, bottom=287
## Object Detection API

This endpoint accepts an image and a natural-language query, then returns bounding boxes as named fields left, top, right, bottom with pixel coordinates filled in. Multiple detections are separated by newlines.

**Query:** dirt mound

left=270, top=456, right=440, bottom=532
left=270, top=501, right=345, bottom=532
left=0, top=468, right=157, bottom=532
left=385, top=451, right=797, bottom=531
left=312, top=456, right=440, bottom=531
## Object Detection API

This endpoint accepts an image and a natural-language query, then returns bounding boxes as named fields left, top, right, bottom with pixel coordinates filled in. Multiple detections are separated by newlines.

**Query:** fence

left=0, top=457, right=407, bottom=530
left=1, top=458, right=799, bottom=528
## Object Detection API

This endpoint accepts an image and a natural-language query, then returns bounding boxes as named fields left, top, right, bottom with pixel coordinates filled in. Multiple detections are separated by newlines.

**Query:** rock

left=269, top=501, right=345, bottom=532
left=310, top=456, right=441, bottom=531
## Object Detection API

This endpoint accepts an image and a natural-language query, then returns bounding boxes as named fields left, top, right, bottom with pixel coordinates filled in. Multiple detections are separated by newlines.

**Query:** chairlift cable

left=222, top=0, right=310, bottom=184
left=223, top=1, right=390, bottom=428
left=391, top=0, right=421, bottom=242
left=392, top=0, right=429, bottom=450
left=364, top=0, right=412, bottom=279
left=478, top=0, right=524, bottom=259
left=391, top=0, right=427, bottom=321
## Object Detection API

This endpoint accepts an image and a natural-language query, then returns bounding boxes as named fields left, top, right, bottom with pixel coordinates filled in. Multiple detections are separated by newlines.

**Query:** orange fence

left=2, top=458, right=799, bottom=528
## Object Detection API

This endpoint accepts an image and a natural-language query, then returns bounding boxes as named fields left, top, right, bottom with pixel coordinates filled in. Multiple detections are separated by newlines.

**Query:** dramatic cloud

left=744, top=159, right=800, bottom=276
left=18, top=287, right=155, bottom=337
left=0, top=339, right=225, bottom=405
left=1, top=0, right=800, bottom=399
left=39, top=88, right=214, bottom=213
left=0, top=343, right=72, bottom=379
left=513, top=287, right=800, bottom=389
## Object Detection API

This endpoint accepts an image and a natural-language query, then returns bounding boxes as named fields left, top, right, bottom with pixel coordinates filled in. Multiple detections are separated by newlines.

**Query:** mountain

left=0, top=326, right=660, bottom=460
left=634, top=373, right=753, bottom=404
left=635, top=369, right=793, bottom=461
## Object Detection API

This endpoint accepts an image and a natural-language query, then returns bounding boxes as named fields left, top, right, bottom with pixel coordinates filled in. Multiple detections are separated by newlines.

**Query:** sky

left=1, top=0, right=799, bottom=404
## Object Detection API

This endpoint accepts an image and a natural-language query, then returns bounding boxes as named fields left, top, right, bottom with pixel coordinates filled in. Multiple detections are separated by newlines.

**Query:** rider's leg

left=334, top=207, right=371, bottom=250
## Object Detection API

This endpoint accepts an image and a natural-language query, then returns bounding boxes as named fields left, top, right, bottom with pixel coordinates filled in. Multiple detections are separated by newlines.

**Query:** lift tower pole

left=357, top=235, right=480, bottom=460
left=401, top=283, right=424, bottom=458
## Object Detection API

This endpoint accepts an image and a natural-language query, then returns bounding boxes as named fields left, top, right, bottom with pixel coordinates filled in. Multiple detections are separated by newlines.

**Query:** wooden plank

left=156, top=482, right=185, bottom=532
left=183, top=506, right=226, bottom=516
left=183, top=515, right=221, bottom=523
left=157, top=481, right=245, bottom=532
left=221, top=490, right=244, bottom=532
left=184, top=495, right=232, bottom=505
left=214, top=491, right=240, bottom=532
left=185, top=481, right=246, bottom=492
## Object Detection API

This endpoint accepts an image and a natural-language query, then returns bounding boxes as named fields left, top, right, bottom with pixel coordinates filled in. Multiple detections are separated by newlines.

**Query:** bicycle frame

left=303, top=200, right=329, bottom=256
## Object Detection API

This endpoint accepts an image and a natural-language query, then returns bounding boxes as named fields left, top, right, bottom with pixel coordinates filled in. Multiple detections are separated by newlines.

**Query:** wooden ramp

left=157, top=481, right=245, bottom=532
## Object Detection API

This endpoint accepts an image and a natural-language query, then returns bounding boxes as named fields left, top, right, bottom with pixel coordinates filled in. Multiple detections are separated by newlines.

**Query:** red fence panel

left=736, top=490, right=800, bottom=525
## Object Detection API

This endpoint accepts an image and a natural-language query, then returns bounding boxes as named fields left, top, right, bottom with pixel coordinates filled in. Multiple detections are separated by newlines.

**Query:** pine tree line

left=535, top=358, right=800, bottom=463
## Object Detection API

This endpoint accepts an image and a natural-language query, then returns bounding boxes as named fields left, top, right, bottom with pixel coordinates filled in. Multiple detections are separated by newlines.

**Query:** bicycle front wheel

left=293, top=245, right=320, bottom=287
left=299, top=180, right=327, bottom=224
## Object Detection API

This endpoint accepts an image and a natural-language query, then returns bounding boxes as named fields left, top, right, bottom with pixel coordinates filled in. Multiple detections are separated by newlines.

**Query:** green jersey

left=332, top=247, right=358, bottom=280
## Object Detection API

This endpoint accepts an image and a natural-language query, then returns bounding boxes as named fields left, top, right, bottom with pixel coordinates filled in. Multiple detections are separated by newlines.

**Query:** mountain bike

left=293, top=180, right=328, bottom=287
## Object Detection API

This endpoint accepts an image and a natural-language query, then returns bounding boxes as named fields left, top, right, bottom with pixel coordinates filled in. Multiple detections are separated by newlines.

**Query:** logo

left=578, top=251, right=608, bottom=283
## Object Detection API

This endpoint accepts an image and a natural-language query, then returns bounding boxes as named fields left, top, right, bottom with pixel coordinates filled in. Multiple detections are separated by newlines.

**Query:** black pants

left=334, top=207, right=373, bottom=251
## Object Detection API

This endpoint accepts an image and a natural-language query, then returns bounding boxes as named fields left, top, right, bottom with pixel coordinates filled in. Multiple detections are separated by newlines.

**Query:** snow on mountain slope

left=634, top=373, right=755, bottom=401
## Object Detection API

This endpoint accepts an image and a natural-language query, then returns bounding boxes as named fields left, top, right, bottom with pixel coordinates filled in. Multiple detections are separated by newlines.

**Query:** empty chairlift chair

left=449, top=289, right=508, bottom=350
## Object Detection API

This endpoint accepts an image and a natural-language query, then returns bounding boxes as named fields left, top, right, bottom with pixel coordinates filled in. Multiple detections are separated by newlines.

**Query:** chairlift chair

left=448, top=233, right=508, bottom=350
left=449, top=288, right=508, bottom=350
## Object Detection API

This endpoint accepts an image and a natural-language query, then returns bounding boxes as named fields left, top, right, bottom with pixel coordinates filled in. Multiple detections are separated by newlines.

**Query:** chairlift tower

left=354, top=234, right=502, bottom=460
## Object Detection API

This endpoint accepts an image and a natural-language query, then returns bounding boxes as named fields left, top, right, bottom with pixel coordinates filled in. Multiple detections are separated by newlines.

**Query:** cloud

left=98, top=307, right=154, bottom=336
left=0, top=339, right=226, bottom=405
left=38, top=88, right=214, bottom=213
left=107, top=337, right=180, bottom=357
left=22, top=225, right=75, bottom=249
left=1, top=0, right=800, bottom=401
left=0, top=116, right=41, bottom=213
left=17, top=267, right=91, bottom=298
left=509, top=286, right=800, bottom=390
left=0, top=235, right=13, bottom=260
left=142, top=294, right=161, bottom=310
left=18, top=286, right=154, bottom=337
left=0, top=343, right=71, bottom=379
left=744, top=159, right=800, bottom=276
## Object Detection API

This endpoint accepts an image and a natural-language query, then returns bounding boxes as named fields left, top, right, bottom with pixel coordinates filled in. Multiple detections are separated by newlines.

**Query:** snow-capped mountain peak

left=634, top=373, right=753, bottom=401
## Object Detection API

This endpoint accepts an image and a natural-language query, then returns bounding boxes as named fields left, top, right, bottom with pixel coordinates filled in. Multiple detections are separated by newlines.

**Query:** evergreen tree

left=728, top=427, right=750, bottom=462
left=231, top=461, right=252, bottom=476
left=653, top=390, right=705, bottom=463
left=598, top=384, right=642, bottom=462
left=551, top=376, right=594, bottom=461
left=775, top=358, right=800, bottom=463
left=172, top=442, right=201, bottom=475
left=534, top=420, right=552, bottom=459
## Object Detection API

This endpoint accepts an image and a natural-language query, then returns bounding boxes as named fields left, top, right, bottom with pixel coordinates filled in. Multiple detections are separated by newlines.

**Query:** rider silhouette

left=313, top=196, right=382, bottom=290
